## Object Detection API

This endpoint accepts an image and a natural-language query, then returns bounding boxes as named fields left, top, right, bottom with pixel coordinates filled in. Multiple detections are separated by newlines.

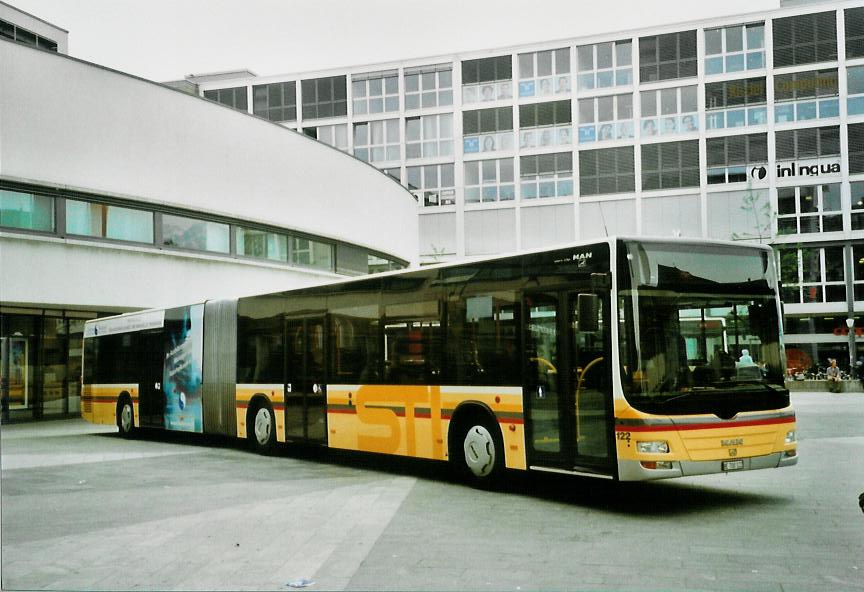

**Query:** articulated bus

left=81, top=238, right=797, bottom=484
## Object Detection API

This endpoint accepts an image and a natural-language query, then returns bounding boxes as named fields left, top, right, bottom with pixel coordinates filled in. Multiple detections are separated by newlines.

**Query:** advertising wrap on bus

left=163, top=304, right=204, bottom=432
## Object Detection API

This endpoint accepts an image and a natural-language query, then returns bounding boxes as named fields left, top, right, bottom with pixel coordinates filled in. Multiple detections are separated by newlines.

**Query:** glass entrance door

left=285, top=317, right=327, bottom=442
left=524, top=289, right=613, bottom=470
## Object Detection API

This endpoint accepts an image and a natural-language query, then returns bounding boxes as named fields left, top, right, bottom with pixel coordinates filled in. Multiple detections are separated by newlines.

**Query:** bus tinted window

left=446, top=292, right=520, bottom=386
left=382, top=271, right=442, bottom=384
left=85, top=332, right=140, bottom=384
left=329, top=281, right=382, bottom=383
left=237, top=299, right=284, bottom=384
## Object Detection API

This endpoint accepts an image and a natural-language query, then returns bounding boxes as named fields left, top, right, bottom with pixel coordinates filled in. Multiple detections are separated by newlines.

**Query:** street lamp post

left=845, top=243, right=857, bottom=374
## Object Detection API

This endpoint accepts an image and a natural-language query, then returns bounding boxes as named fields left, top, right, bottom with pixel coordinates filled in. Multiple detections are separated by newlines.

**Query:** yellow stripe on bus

left=327, top=384, right=527, bottom=470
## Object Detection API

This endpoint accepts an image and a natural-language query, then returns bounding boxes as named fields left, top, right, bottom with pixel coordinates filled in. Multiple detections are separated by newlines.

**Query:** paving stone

left=1, top=392, right=863, bottom=591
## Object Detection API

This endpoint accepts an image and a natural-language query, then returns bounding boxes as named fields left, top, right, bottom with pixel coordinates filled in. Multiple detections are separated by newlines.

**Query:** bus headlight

left=785, top=430, right=796, bottom=444
left=637, top=440, right=669, bottom=454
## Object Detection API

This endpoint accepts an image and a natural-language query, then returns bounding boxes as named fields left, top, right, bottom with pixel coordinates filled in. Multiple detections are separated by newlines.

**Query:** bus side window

left=384, top=320, right=441, bottom=384
left=331, top=315, right=380, bottom=384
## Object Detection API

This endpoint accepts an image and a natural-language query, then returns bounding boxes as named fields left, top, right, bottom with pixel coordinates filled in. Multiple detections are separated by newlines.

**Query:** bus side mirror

left=577, top=294, right=600, bottom=333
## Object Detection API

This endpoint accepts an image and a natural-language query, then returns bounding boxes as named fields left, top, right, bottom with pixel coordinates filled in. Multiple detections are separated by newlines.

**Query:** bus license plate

left=722, top=460, right=745, bottom=471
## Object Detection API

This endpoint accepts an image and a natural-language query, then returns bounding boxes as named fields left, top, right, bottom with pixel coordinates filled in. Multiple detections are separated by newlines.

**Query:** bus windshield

left=619, top=241, right=788, bottom=416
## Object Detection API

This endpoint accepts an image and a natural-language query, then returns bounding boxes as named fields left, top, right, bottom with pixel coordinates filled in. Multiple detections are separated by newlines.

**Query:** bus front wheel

left=116, top=398, right=135, bottom=439
left=452, top=416, right=505, bottom=488
left=249, top=402, right=276, bottom=455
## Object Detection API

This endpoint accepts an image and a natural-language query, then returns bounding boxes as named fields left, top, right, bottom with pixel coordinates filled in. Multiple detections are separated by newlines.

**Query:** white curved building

left=0, top=37, right=418, bottom=420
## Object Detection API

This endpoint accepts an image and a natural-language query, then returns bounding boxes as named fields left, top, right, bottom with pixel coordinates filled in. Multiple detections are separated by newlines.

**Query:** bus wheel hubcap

left=121, top=405, right=132, bottom=431
left=254, top=408, right=271, bottom=444
left=463, top=426, right=495, bottom=477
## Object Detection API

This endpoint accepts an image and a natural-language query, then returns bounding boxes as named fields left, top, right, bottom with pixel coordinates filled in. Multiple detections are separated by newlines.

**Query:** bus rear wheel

left=117, top=398, right=135, bottom=439
left=452, top=415, right=505, bottom=488
left=249, top=402, right=276, bottom=455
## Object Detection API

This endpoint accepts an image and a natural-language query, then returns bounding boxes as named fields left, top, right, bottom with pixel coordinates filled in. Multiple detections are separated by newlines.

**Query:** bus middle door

left=284, top=316, right=327, bottom=442
left=138, top=330, right=165, bottom=428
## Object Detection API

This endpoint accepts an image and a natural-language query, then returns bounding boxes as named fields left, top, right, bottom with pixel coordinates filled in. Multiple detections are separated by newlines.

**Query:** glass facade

left=0, top=182, right=406, bottom=274
left=66, top=200, right=154, bottom=243
left=0, top=18, right=58, bottom=51
left=0, top=189, right=53, bottom=232
left=1, top=310, right=96, bottom=422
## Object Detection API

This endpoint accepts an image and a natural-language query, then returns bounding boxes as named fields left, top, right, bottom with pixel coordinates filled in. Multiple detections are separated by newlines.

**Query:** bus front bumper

left=617, top=450, right=799, bottom=481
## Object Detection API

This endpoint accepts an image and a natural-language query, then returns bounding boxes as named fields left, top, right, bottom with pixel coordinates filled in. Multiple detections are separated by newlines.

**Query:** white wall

left=0, top=235, right=341, bottom=311
left=0, top=40, right=418, bottom=264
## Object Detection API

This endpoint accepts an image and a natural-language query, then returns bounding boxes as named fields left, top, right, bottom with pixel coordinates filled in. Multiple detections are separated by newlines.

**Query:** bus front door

left=523, top=290, right=613, bottom=474
left=284, top=317, right=327, bottom=442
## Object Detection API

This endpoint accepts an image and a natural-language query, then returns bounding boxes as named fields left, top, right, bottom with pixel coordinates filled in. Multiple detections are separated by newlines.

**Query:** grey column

left=845, top=241, right=856, bottom=371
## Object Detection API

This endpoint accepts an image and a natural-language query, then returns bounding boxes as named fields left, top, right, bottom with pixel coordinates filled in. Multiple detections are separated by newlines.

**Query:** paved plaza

left=1, top=391, right=863, bottom=591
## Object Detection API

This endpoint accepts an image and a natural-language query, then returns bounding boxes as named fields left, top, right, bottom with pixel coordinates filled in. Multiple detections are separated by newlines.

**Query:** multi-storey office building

left=189, top=0, right=864, bottom=373
left=0, top=38, right=416, bottom=421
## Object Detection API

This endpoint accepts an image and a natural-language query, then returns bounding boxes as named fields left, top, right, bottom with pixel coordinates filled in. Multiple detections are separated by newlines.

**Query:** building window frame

left=405, top=114, right=454, bottom=160
left=352, top=70, right=400, bottom=116
left=847, top=66, right=864, bottom=117
left=847, top=7, right=864, bottom=60
left=464, top=158, right=515, bottom=203
left=520, top=100, right=573, bottom=148
left=203, top=87, right=248, bottom=112
left=404, top=64, right=453, bottom=110
left=461, top=56, right=513, bottom=104
left=638, top=31, right=697, bottom=83
left=704, top=22, right=765, bottom=76
left=462, top=107, right=514, bottom=154
left=301, top=75, right=348, bottom=120
left=303, top=124, right=349, bottom=151
left=520, top=152, right=574, bottom=199
left=774, top=69, right=840, bottom=124
left=775, top=125, right=841, bottom=162
left=0, top=18, right=58, bottom=51
left=252, top=81, right=297, bottom=123
left=578, top=146, right=635, bottom=196
left=641, top=140, right=700, bottom=191
left=353, top=119, right=401, bottom=163
left=776, top=183, right=843, bottom=235
left=640, top=85, right=699, bottom=137
left=0, top=188, right=55, bottom=234
left=706, top=133, right=768, bottom=184
left=705, top=77, right=768, bottom=129
left=518, top=48, right=571, bottom=97
left=578, top=94, right=634, bottom=143
left=65, top=199, right=154, bottom=244
left=772, top=11, right=838, bottom=69
left=407, top=163, right=456, bottom=207
left=576, top=40, right=633, bottom=91
left=780, top=245, right=846, bottom=304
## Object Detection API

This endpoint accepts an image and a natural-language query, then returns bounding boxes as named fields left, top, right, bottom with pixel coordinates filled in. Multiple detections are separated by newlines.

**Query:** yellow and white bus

left=81, top=237, right=797, bottom=484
